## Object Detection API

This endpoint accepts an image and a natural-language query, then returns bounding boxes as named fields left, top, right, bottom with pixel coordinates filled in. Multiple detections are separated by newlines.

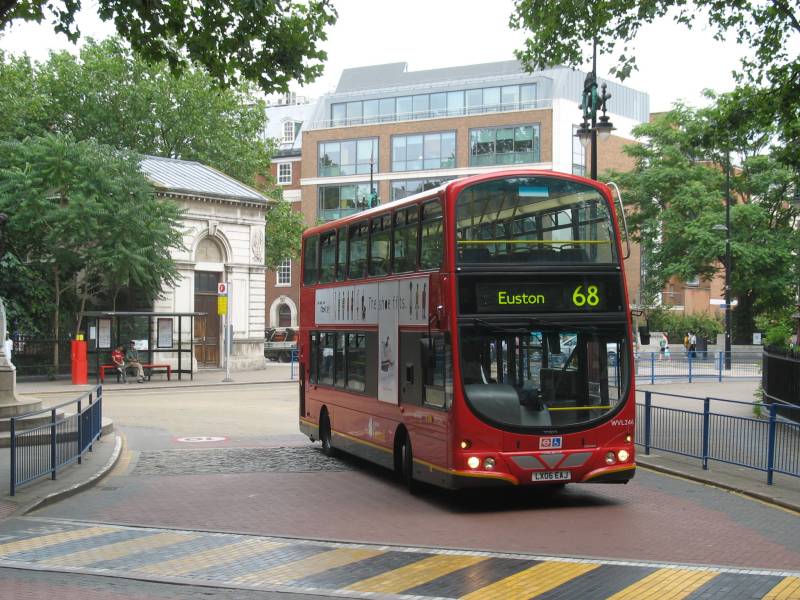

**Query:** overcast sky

left=0, top=0, right=748, bottom=113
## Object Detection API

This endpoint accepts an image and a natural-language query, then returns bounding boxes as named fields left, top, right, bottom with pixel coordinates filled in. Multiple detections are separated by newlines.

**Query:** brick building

left=266, top=60, right=651, bottom=331
left=264, top=97, right=317, bottom=333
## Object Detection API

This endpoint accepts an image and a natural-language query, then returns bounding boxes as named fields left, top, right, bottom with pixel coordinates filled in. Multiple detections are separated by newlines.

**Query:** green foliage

left=1, top=0, right=337, bottom=94
left=763, top=323, right=793, bottom=349
left=608, top=99, right=800, bottom=341
left=647, top=308, right=723, bottom=343
left=0, top=133, right=184, bottom=343
left=264, top=198, right=305, bottom=271
left=509, top=1, right=800, bottom=174
left=0, top=38, right=273, bottom=187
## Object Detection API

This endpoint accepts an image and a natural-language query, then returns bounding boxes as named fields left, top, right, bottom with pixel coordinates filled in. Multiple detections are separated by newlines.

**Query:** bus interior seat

left=558, top=248, right=587, bottom=262
left=539, top=367, right=582, bottom=405
left=460, top=247, right=491, bottom=262
left=461, top=358, right=488, bottom=384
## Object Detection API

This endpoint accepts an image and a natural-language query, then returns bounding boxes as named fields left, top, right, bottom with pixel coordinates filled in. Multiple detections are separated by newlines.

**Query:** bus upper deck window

left=319, top=231, right=336, bottom=283
left=303, top=235, right=319, bottom=285
left=370, top=214, right=391, bottom=277
left=394, top=207, right=419, bottom=273
left=348, top=221, right=368, bottom=279
left=336, top=227, right=347, bottom=281
left=420, top=200, right=443, bottom=270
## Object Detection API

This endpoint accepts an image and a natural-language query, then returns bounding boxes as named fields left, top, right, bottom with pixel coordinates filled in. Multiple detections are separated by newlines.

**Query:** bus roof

left=302, top=169, right=609, bottom=238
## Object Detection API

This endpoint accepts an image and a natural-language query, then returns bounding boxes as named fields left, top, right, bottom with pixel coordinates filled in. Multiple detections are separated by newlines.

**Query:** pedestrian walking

left=659, top=334, right=668, bottom=360
left=689, top=332, right=697, bottom=359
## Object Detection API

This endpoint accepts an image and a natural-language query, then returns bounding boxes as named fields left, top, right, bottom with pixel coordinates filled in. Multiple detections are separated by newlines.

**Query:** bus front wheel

left=320, top=411, right=335, bottom=457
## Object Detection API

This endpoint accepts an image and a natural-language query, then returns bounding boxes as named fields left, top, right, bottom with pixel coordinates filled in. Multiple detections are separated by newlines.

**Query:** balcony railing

left=310, top=98, right=553, bottom=130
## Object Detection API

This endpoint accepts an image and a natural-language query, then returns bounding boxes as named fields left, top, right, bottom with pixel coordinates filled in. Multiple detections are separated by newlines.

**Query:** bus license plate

left=533, top=471, right=571, bottom=482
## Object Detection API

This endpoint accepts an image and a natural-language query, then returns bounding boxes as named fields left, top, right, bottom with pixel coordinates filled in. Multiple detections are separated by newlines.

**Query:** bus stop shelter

left=82, top=311, right=206, bottom=382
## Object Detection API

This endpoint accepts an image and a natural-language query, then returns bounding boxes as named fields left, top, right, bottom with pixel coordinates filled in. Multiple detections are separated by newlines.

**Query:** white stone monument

left=0, top=298, right=42, bottom=423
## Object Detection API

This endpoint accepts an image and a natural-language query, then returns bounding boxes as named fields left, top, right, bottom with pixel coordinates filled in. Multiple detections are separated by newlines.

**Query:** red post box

left=71, top=339, right=88, bottom=385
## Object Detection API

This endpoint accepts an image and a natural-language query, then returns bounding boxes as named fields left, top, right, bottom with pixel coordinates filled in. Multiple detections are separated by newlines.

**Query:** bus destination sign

left=475, top=282, right=607, bottom=313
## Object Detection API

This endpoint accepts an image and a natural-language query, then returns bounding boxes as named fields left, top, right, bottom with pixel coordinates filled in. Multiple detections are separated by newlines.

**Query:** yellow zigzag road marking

left=607, top=567, right=719, bottom=600
left=134, top=538, right=285, bottom=576
left=460, top=560, right=599, bottom=599
left=765, top=576, right=800, bottom=600
left=36, top=532, right=196, bottom=567
left=235, top=548, right=384, bottom=586
left=0, top=527, right=118, bottom=556
left=347, top=553, right=489, bottom=594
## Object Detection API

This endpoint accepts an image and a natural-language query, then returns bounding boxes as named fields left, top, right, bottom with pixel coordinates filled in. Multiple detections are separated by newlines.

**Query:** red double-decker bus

left=299, top=170, right=635, bottom=490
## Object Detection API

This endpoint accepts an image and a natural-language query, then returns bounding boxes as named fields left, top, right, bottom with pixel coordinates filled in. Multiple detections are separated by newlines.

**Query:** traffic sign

left=218, top=282, right=228, bottom=295
left=217, top=295, right=228, bottom=315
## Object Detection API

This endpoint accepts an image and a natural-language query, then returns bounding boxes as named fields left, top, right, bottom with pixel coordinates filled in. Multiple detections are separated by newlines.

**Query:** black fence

left=10, top=337, right=72, bottom=378
left=762, top=346, right=800, bottom=422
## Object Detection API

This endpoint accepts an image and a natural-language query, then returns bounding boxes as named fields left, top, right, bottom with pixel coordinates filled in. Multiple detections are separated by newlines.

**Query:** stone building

left=140, top=156, right=268, bottom=370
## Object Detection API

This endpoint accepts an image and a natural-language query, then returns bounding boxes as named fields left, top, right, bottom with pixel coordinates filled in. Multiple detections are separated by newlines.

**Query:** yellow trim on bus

left=333, top=429, right=394, bottom=455
left=456, top=239, right=610, bottom=245
left=582, top=463, right=636, bottom=481
left=414, top=457, right=520, bottom=485
left=547, top=406, right=613, bottom=411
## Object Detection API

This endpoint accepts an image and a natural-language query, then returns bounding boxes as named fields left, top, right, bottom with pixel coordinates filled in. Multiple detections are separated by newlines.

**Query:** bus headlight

left=460, top=439, right=472, bottom=450
left=605, top=452, right=616, bottom=465
left=618, top=449, right=630, bottom=462
left=467, top=456, right=480, bottom=469
left=625, top=434, right=632, bottom=443
left=483, top=457, right=496, bottom=470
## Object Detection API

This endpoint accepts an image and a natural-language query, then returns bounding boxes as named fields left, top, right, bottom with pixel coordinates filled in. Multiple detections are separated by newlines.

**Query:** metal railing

left=10, top=385, right=103, bottom=495
left=635, top=351, right=762, bottom=383
left=312, top=98, right=553, bottom=130
left=290, top=349, right=298, bottom=380
left=635, top=389, right=800, bottom=485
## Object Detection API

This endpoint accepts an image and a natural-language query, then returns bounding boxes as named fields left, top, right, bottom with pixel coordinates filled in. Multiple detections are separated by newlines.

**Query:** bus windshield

left=459, top=322, right=628, bottom=431
left=456, top=176, right=617, bottom=265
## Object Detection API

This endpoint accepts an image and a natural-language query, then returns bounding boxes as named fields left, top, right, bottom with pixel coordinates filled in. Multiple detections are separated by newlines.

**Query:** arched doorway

left=194, top=237, right=225, bottom=367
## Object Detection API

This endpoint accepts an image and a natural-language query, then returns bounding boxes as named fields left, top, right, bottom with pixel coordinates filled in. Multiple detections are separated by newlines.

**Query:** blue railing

left=636, top=389, right=799, bottom=485
left=290, top=349, right=299, bottom=380
left=635, top=351, right=762, bottom=383
left=10, top=384, right=103, bottom=496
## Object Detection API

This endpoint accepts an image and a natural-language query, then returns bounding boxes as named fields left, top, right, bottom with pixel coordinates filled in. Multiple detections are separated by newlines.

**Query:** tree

left=1, top=0, right=337, bottom=94
left=0, top=133, right=184, bottom=365
left=0, top=38, right=274, bottom=187
left=609, top=103, right=800, bottom=342
left=509, top=1, right=800, bottom=173
left=264, top=197, right=305, bottom=271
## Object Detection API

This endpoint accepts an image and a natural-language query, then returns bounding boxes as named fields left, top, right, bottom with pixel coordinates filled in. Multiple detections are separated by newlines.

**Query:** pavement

left=0, top=363, right=297, bottom=519
left=1, top=365, right=798, bottom=522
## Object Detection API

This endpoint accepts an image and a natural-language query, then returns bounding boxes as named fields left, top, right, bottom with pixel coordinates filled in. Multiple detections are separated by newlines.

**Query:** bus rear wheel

left=320, top=411, right=335, bottom=457
left=400, top=437, right=417, bottom=494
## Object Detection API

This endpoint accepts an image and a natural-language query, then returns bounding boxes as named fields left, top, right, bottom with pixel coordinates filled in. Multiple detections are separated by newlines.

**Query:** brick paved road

left=4, top=382, right=799, bottom=598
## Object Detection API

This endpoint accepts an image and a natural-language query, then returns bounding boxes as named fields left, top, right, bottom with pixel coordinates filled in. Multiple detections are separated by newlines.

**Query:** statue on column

left=0, top=297, right=9, bottom=368
left=0, top=212, right=11, bottom=367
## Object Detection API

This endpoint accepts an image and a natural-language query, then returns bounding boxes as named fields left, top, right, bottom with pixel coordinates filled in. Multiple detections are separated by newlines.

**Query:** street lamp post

left=723, top=154, right=732, bottom=369
left=368, top=151, right=378, bottom=208
left=575, top=39, right=615, bottom=180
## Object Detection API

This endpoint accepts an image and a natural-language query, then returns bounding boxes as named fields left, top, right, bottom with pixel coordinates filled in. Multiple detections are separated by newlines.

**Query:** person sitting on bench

left=125, top=340, right=145, bottom=383
left=111, top=345, right=127, bottom=383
